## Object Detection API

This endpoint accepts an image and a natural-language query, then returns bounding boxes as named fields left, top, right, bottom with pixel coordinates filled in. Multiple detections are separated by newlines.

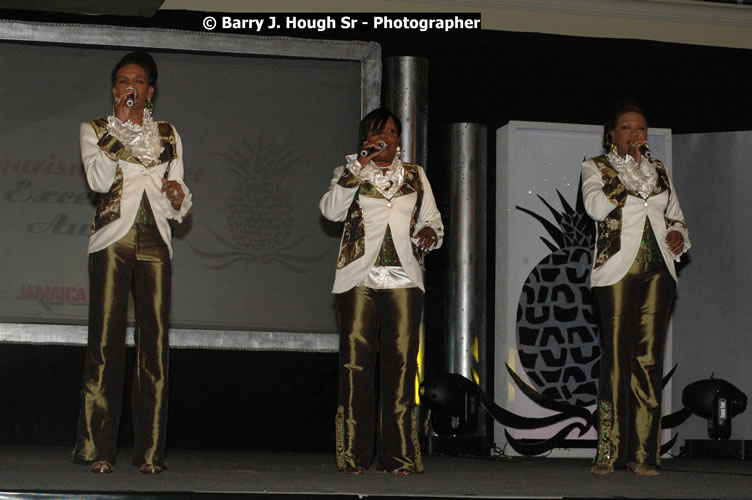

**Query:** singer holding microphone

left=582, top=102, right=690, bottom=476
left=72, top=52, right=191, bottom=474
left=320, top=108, right=443, bottom=475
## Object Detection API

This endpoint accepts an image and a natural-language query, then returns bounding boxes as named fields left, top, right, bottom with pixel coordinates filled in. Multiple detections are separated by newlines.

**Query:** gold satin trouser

left=592, top=259, right=675, bottom=468
left=72, top=222, right=170, bottom=468
left=335, top=286, right=424, bottom=473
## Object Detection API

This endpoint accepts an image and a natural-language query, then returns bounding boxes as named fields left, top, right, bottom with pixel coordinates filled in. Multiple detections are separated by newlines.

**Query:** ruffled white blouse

left=107, top=108, right=164, bottom=165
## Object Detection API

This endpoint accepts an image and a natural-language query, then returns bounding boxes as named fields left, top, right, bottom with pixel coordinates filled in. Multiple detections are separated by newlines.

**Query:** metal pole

left=384, top=55, right=431, bottom=400
left=446, top=123, right=487, bottom=388
left=383, top=56, right=428, bottom=167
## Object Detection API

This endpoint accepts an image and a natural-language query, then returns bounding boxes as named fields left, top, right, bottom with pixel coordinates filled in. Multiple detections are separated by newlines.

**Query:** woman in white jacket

left=582, top=103, right=689, bottom=476
left=72, top=52, right=192, bottom=475
left=320, top=109, right=443, bottom=475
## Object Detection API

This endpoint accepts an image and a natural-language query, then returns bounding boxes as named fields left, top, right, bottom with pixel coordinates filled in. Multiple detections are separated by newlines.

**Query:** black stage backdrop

left=1, top=7, right=751, bottom=452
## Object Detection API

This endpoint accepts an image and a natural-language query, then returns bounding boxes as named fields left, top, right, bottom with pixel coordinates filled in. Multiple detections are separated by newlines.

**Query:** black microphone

left=360, top=140, right=386, bottom=157
left=639, top=143, right=652, bottom=159
left=125, top=87, right=137, bottom=107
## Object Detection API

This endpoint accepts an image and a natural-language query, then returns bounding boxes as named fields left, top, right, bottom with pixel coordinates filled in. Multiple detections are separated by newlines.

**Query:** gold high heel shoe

left=590, top=464, right=614, bottom=475
left=343, top=466, right=365, bottom=475
left=390, top=469, right=414, bottom=476
left=626, top=462, right=660, bottom=476
left=139, top=463, right=163, bottom=474
left=90, top=460, right=113, bottom=474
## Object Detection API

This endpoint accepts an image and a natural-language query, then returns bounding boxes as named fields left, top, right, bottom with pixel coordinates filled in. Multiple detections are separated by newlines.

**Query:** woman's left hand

left=666, top=230, right=684, bottom=255
left=414, top=227, right=439, bottom=252
left=162, top=178, right=184, bottom=210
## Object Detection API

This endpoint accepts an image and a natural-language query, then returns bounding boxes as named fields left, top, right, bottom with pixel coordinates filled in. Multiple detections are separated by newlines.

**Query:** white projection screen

left=0, top=20, right=381, bottom=351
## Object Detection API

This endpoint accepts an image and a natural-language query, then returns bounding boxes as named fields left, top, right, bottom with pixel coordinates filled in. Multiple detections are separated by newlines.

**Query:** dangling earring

left=396, top=146, right=402, bottom=158
left=145, top=98, right=154, bottom=114
left=607, top=135, right=616, bottom=155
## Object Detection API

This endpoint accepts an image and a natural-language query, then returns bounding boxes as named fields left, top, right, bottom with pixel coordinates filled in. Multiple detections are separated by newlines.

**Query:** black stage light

left=682, top=377, right=747, bottom=439
left=420, top=373, right=479, bottom=435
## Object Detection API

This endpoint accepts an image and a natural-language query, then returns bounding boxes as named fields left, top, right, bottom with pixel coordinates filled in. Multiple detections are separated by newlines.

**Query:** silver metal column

left=446, top=123, right=487, bottom=388
left=384, top=56, right=431, bottom=396
left=383, top=56, right=428, bottom=167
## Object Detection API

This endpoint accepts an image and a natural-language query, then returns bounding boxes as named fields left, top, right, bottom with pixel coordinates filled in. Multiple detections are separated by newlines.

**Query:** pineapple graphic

left=188, top=134, right=330, bottom=272
left=222, top=135, right=299, bottom=251
left=515, top=184, right=600, bottom=407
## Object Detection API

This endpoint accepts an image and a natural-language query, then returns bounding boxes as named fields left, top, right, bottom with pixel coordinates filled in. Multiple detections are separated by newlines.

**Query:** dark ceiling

left=0, top=0, right=164, bottom=17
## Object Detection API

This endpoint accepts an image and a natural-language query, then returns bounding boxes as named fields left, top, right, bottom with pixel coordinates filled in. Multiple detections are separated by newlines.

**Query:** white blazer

left=319, top=161, right=443, bottom=293
left=581, top=157, right=688, bottom=287
left=80, top=121, right=192, bottom=258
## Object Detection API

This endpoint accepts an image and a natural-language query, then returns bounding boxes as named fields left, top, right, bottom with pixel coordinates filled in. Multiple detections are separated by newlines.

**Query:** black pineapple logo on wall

left=515, top=181, right=600, bottom=407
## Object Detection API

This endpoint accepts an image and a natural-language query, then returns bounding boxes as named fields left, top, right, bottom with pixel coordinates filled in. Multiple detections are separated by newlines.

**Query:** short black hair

left=358, top=108, right=402, bottom=145
left=603, top=100, right=647, bottom=151
left=111, top=51, right=158, bottom=87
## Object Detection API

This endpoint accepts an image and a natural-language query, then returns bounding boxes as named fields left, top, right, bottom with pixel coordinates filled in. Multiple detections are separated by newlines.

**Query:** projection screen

left=0, top=20, right=381, bottom=351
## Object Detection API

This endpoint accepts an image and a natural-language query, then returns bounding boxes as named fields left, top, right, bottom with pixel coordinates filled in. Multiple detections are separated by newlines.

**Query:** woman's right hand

left=627, top=139, right=648, bottom=162
left=113, top=88, right=134, bottom=123
left=357, top=140, right=381, bottom=168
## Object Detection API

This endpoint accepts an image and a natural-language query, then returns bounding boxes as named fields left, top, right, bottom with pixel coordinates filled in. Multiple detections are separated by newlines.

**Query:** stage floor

left=1, top=446, right=751, bottom=499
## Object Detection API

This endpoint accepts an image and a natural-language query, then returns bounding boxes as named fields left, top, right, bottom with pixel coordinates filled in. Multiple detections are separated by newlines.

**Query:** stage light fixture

left=682, top=377, right=747, bottom=439
left=420, top=373, right=479, bottom=435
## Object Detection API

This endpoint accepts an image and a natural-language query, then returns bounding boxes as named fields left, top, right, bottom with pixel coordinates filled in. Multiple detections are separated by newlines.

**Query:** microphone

left=125, top=87, right=137, bottom=107
left=639, top=143, right=652, bottom=159
left=360, top=140, right=386, bottom=157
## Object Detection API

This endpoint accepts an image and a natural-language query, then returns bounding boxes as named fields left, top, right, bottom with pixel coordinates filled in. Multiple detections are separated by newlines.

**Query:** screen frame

left=0, top=19, right=381, bottom=352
